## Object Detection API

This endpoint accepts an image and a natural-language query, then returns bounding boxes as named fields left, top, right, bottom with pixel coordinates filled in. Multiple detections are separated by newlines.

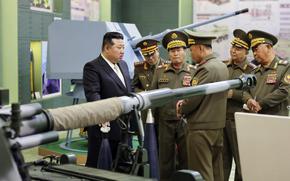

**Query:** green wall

left=179, top=0, right=193, bottom=27
left=0, top=1, right=18, bottom=103
left=111, top=0, right=181, bottom=59
left=100, top=0, right=111, bottom=21
left=112, top=0, right=179, bottom=36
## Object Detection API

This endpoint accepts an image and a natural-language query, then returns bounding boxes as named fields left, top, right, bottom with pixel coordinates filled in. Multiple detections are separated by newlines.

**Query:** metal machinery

left=0, top=74, right=256, bottom=180
left=0, top=8, right=253, bottom=181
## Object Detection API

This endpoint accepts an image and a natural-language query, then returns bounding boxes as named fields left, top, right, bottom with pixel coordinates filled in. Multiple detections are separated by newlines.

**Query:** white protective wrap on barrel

left=49, top=97, right=123, bottom=131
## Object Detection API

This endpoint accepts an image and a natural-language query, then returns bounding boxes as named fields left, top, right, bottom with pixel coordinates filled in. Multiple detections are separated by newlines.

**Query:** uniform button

left=146, top=84, right=149, bottom=87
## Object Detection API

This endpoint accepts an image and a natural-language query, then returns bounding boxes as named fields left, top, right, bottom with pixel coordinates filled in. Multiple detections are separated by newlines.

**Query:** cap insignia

left=171, top=33, right=178, bottom=39
left=248, top=33, right=252, bottom=39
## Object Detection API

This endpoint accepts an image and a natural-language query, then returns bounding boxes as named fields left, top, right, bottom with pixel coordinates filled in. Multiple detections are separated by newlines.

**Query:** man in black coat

left=83, top=32, right=132, bottom=168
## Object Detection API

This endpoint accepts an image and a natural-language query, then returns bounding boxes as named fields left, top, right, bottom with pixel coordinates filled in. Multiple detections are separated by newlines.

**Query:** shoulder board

left=134, top=61, right=145, bottom=67
left=278, top=59, right=289, bottom=65
left=253, top=65, right=261, bottom=72
left=157, top=64, right=168, bottom=69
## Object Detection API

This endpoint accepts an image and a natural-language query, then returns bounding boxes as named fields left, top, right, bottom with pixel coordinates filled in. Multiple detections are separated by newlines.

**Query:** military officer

left=133, top=39, right=168, bottom=93
left=243, top=30, right=289, bottom=116
left=223, top=29, right=256, bottom=181
left=133, top=39, right=168, bottom=127
left=177, top=29, right=229, bottom=181
left=132, top=39, right=169, bottom=147
left=150, top=31, right=195, bottom=181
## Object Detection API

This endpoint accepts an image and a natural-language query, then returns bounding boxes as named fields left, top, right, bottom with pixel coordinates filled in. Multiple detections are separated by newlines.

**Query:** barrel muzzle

left=238, top=74, right=257, bottom=90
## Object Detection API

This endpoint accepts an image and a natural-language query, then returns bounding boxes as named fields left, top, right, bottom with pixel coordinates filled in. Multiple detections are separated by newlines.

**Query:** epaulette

left=253, top=64, right=261, bottom=73
left=157, top=64, right=168, bottom=69
left=278, top=59, right=289, bottom=65
left=134, top=61, right=145, bottom=67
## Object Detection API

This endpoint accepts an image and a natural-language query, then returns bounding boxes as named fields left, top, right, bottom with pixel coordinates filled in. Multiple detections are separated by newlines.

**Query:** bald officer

left=243, top=30, right=289, bottom=116
left=151, top=31, right=195, bottom=181
left=223, top=29, right=256, bottom=181
left=177, top=29, right=229, bottom=181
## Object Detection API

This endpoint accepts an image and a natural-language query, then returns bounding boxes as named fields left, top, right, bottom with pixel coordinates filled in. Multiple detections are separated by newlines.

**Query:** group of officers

left=83, top=28, right=289, bottom=181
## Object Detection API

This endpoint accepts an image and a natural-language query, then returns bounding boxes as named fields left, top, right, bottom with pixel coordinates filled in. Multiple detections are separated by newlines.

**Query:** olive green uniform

left=243, top=56, right=290, bottom=116
left=180, top=54, right=229, bottom=181
left=223, top=59, right=255, bottom=181
left=132, top=58, right=167, bottom=93
left=132, top=58, right=168, bottom=125
left=151, top=62, right=195, bottom=181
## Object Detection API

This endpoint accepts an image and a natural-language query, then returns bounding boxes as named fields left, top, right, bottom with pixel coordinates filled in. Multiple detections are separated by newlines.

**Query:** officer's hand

left=252, top=102, right=262, bottom=113
left=246, top=98, right=261, bottom=113
left=176, top=100, right=184, bottom=119
left=227, top=89, right=233, bottom=99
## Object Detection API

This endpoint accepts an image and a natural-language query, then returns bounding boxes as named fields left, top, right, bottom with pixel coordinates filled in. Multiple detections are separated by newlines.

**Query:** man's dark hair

left=102, top=32, right=124, bottom=51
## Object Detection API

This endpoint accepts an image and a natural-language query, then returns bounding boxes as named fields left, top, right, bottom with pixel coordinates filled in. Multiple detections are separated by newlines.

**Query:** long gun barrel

left=0, top=74, right=256, bottom=149
left=130, top=8, right=249, bottom=48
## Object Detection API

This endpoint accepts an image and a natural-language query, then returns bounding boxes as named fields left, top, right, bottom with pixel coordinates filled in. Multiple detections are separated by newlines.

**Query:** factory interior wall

left=0, top=1, right=18, bottom=103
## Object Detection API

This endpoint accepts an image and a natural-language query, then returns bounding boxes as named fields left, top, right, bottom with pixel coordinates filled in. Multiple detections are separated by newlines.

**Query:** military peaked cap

left=135, top=39, right=159, bottom=56
left=185, top=29, right=216, bottom=46
left=231, top=29, right=250, bottom=50
left=162, top=31, right=188, bottom=50
left=247, top=30, right=278, bottom=48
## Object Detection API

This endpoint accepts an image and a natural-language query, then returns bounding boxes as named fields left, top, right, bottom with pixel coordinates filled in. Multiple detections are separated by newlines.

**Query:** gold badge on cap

left=143, top=41, right=148, bottom=46
left=248, top=33, right=252, bottom=39
left=191, top=78, right=198, bottom=86
left=284, top=74, right=290, bottom=84
left=171, top=33, right=178, bottom=39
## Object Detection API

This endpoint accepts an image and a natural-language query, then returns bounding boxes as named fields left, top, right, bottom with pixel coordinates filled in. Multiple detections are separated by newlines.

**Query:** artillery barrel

left=130, top=8, right=249, bottom=48
left=1, top=74, right=256, bottom=148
